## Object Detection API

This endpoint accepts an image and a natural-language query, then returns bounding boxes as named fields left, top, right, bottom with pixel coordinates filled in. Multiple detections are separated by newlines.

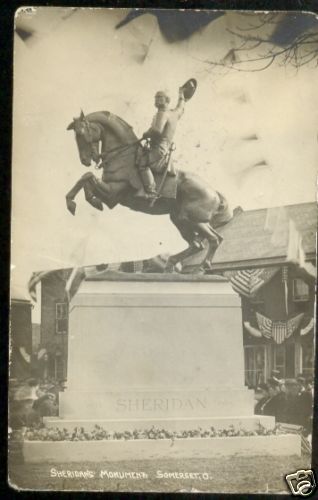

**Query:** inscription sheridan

left=116, top=397, right=207, bottom=412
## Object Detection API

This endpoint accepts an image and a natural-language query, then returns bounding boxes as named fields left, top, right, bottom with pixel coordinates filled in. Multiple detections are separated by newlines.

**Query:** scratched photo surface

left=9, top=8, right=317, bottom=493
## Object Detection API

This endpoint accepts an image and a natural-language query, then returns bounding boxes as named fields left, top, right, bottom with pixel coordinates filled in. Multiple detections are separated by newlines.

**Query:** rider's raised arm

left=174, top=88, right=186, bottom=118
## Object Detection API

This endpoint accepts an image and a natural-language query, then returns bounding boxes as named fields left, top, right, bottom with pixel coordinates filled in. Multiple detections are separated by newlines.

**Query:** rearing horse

left=66, top=110, right=232, bottom=269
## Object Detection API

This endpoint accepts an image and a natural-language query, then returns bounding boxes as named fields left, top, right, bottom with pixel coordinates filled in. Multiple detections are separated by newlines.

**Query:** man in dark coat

left=296, top=377, right=313, bottom=433
left=254, top=383, right=270, bottom=415
left=261, top=378, right=287, bottom=422
left=284, top=378, right=302, bottom=425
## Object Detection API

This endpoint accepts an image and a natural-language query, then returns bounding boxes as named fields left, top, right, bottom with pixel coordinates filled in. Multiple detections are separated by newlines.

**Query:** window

left=273, top=344, right=285, bottom=377
left=272, top=343, right=295, bottom=378
left=301, top=342, right=314, bottom=378
left=55, top=302, right=68, bottom=334
left=293, top=279, right=310, bottom=301
left=54, top=353, right=65, bottom=380
left=244, top=345, right=266, bottom=388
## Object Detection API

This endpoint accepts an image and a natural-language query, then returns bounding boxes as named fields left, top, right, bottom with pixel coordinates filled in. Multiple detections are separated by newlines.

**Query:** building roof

left=33, top=203, right=317, bottom=291
left=211, top=202, right=317, bottom=271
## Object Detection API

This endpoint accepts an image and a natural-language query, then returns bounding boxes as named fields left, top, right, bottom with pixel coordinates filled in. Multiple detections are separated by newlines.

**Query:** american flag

left=272, top=321, right=289, bottom=345
left=281, top=266, right=289, bottom=315
left=224, top=267, right=279, bottom=298
left=256, top=312, right=272, bottom=340
left=28, top=254, right=170, bottom=303
left=300, top=317, right=314, bottom=336
left=256, top=312, right=304, bottom=344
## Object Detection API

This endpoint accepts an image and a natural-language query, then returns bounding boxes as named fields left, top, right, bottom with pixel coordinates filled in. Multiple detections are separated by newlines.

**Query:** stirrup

left=148, top=192, right=159, bottom=207
left=145, top=191, right=158, bottom=200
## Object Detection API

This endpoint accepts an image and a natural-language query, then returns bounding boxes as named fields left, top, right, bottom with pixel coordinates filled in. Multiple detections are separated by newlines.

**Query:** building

left=40, top=269, right=72, bottom=381
left=10, top=287, right=33, bottom=380
left=209, top=202, right=316, bottom=388
left=242, top=265, right=315, bottom=387
left=38, top=202, right=316, bottom=385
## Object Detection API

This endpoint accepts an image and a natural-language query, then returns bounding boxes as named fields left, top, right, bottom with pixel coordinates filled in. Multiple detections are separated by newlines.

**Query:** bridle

left=77, top=118, right=143, bottom=169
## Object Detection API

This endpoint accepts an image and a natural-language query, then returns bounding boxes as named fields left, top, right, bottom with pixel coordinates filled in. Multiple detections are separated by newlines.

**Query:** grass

left=8, top=454, right=310, bottom=493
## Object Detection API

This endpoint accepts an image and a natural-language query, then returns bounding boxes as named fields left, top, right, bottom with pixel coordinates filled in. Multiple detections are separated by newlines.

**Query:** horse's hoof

left=181, top=265, right=204, bottom=275
left=165, top=261, right=181, bottom=273
left=91, top=197, right=104, bottom=211
left=66, top=199, right=76, bottom=215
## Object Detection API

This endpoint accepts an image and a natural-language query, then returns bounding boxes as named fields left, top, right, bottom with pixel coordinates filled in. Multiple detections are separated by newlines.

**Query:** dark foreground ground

left=8, top=455, right=310, bottom=493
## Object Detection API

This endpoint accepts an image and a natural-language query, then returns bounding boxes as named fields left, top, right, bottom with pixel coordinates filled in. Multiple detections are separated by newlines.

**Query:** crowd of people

left=9, top=378, right=66, bottom=429
left=10, top=371, right=314, bottom=436
left=254, top=371, right=313, bottom=434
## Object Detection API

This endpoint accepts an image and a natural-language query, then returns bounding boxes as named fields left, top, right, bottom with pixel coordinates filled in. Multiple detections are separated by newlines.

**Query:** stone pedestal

left=51, top=273, right=269, bottom=429
left=40, top=272, right=303, bottom=460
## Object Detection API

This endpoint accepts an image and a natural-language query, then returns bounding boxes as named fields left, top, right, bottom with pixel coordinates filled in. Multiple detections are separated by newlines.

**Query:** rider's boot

left=137, top=168, right=158, bottom=200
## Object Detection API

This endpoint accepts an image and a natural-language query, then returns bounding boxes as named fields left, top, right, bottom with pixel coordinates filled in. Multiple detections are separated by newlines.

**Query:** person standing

left=261, top=379, right=286, bottom=422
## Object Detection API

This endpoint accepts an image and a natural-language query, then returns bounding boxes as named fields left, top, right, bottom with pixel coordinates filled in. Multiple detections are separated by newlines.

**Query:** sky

left=11, top=8, right=318, bottom=318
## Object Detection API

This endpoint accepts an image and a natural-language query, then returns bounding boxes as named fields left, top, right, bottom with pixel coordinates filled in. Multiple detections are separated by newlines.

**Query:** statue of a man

left=137, top=87, right=186, bottom=199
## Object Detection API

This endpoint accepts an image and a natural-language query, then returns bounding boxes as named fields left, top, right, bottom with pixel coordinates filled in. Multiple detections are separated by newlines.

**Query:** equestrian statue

left=66, top=79, right=233, bottom=271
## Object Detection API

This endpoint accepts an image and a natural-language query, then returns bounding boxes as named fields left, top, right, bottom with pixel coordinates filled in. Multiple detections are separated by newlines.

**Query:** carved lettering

left=142, top=398, right=151, bottom=411
left=116, top=398, right=127, bottom=411
left=153, top=398, right=168, bottom=411
left=196, top=397, right=207, bottom=409
left=128, top=399, right=139, bottom=411
left=116, top=397, right=207, bottom=412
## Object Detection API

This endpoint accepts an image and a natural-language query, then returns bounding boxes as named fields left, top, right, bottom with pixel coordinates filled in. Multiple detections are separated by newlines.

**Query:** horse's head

left=67, top=110, right=101, bottom=167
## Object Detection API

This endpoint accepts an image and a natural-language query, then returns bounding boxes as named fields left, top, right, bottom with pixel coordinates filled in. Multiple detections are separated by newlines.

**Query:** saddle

left=132, top=144, right=178, bottom=200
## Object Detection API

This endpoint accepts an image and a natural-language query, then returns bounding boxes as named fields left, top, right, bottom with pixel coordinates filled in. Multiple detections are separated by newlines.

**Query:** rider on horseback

left=137, top=87, right=186, bottom=200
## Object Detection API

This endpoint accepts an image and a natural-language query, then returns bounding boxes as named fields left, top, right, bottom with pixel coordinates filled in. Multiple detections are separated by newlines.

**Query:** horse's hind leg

left=195, top=222, right=223, bottom=245
left=166, top=244, right=200, bottom=271
left=167, top=215, right=200, bottom=270
left=193, top=221, right=223, bottom=264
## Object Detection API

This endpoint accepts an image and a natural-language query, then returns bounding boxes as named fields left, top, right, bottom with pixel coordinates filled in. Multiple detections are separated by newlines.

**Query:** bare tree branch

left=210, top=14, right=318, bottom=72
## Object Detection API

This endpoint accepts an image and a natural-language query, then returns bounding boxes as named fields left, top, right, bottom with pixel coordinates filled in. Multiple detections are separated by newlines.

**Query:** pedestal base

left=22, top=435, right=301, bottom=463
left=44, top=414, right=275, bottom=432
left=44, top=274, right=302, bottom=461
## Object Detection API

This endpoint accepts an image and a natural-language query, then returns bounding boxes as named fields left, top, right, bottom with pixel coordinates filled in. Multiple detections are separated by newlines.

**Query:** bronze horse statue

left=66, top=110, right=232, bottom=269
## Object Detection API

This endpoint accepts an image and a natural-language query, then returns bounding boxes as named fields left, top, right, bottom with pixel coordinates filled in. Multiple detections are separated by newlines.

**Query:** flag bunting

left=224, top=267, right=279, bottom=298
left=256, top=312, right=304, bottom=344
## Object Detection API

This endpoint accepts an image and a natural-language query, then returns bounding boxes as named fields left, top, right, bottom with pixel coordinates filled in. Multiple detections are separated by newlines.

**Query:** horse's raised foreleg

left=83, top=177, right=104, bottom=211
left=66, top=172, right=104, bottom=215
left=66, top=175, right=88, bottom=215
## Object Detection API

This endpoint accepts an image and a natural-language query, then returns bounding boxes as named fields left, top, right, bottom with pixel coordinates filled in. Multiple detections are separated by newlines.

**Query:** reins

left=95, top=138, right=143, bottom=169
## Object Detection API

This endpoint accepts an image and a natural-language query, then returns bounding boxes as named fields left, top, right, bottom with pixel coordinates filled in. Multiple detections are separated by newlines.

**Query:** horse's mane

left=86, top=111, right=138, bottom=143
